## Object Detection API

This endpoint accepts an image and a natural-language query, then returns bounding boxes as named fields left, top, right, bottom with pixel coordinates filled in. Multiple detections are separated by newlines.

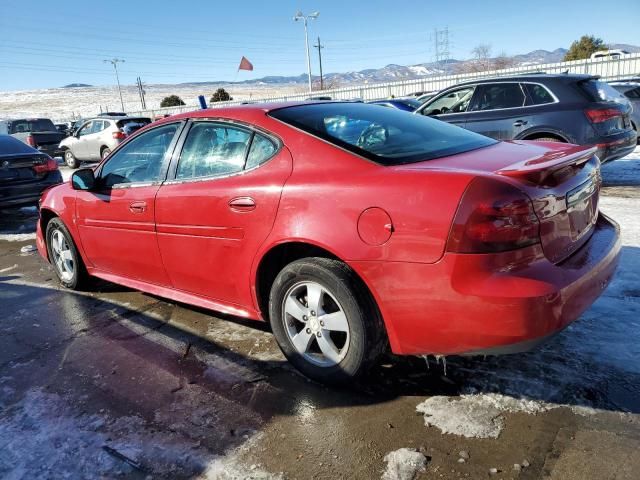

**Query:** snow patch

left=0, top=233, right=36, bottom=242
left=381, top=448, right=428, bottom=480
left=416, top=393, right=551, bottom=439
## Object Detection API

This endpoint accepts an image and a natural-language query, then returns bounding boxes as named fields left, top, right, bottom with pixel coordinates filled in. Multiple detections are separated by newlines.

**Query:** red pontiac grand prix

left=37, top=102, right=621, bottom=383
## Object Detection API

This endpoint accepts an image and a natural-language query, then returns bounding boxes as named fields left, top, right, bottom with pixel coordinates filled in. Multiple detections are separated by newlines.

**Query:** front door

left=73, top=121, right=94, bottom=159
left=155, top=120, right=292, bottom=306
left=418, top=85, right=477, bottom=128
left=75, top=122, right=183, bottom=286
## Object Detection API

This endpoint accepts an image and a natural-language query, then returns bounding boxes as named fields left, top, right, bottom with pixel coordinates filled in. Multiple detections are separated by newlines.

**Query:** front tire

left=268, top=257, right=385, bottom=384
left=45, top=218, right=89, bottom=290
left=64, top=149, right=80, bottom=169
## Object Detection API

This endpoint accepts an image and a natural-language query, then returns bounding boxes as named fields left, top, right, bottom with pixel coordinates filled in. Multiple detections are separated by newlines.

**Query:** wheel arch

left=516, top=127, right=572, bottom=143
left=39, top=208, right=59, bottom=261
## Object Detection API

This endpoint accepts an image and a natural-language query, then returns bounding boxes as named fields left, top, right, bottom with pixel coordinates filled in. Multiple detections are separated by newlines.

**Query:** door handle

left=228, top=196, right=256, bottom=212
left=129, top=201, right=147, bottom=213
left=513, top=120, right=528, bottom=127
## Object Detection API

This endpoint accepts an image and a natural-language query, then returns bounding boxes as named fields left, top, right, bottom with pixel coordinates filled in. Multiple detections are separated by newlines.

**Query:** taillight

left=33, top=157, right=58, bottom=174
left=446, top=177, right=540, bottom=253
left=112, top=130, right=127, bottom=140
left=26, top=135, right=36, bottom=146
left=584, top=107, right=622, bottom=124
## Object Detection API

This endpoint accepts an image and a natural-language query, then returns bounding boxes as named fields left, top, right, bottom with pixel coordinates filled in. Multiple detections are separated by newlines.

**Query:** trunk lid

left=403, top=140, right=601, bottom=263
left=0, top=153, right=51, bottom=184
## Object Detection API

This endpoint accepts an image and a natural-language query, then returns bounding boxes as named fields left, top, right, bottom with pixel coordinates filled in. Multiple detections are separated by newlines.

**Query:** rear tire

left=101, top=147, right=111, bottom=159
left=64, top=150, right=80, bottom=169
left=45, top=218, right=89, bottom=290
left=530, top=136, right=564, bottom=142
left=268, top=257, right=386, bottom=385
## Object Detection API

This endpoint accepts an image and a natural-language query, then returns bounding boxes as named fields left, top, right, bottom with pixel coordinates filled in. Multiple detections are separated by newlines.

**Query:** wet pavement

left=1, top=152, right=639, bottom=479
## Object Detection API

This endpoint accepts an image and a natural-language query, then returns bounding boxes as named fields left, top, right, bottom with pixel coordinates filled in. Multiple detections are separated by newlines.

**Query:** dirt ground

left=0, top=152, right=639, bottom=479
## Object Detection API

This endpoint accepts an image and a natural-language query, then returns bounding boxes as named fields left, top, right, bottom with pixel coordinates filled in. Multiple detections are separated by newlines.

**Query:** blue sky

left=0, top=0, right=636, bottom=90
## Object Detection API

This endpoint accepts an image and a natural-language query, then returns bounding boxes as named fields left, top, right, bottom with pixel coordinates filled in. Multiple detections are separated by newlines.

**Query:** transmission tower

left=433, top=27, right=451, bottom=73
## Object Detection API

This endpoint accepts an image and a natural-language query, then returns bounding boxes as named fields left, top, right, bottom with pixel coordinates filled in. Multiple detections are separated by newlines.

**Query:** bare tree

left=470, top=44, right=493, bottom=72
left=493, top=51, right=516, bottom=70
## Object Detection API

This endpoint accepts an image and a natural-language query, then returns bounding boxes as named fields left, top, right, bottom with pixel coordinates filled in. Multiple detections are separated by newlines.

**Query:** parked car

left=368, top=98, right=422, bottom=112
left=97, top=112, right=128, bottom=117
left=415, top=74, right=637, bottom=162
left=416, top=92, right=437, bottom=103
left=37, top=102, right=620, bottom=384
left=0, top=118, right=65, bottom=159
left=609, top=82, right=640, bottom=139
left=59, top=116, right=152, bottom=168
left=590, top=49, right=629, bottom=60
left=55, top=123, right=72, bottom=137
left=0, top=135, right=62, bottom=209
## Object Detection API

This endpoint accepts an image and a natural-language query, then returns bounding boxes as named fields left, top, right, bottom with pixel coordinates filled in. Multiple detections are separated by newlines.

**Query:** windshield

left=269, top=102, right=496, bottom=165
left=9, top=119, right=57, bottom=133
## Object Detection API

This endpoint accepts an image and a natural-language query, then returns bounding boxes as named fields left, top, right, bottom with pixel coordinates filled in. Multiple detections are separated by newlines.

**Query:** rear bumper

left=350, top=213, right=621, bottom=356
left=0, top=171, right=63, bottom=209
left=36, top=144, right=63, bottom=158
left=595, top=129, right=638, bottom=162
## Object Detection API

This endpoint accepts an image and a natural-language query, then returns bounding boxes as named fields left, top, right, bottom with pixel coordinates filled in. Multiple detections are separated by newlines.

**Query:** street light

left=103, top=58, right=125, bottom=112
left=293, top=11, right=319, bottom=93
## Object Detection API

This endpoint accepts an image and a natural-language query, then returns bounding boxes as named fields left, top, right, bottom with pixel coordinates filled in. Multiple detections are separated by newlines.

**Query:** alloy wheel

left=282, top=281, right=350, bottom=367
left=50, top=229, right=74, bottom=282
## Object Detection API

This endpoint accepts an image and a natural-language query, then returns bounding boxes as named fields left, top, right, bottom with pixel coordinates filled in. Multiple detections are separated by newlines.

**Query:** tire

left=530, top=136, right=564, bottom=142
left=101, top=147, right=111, bottom=159
left=64, top=149, right=80, bottom=169
left=45, top=218, right=89, bottom=290
left=268, top=257, right=386, bottom=384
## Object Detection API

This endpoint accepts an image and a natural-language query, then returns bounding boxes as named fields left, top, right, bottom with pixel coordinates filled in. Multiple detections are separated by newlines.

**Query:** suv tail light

left=33, top=157, right=59, bottom=174
left=446, top=177, right=540, bottom=253
left=584, top=107, right=622, bottom=124
left=113, top=130, right=127, bottom=140
left=26, top=134, right=36, bottom=146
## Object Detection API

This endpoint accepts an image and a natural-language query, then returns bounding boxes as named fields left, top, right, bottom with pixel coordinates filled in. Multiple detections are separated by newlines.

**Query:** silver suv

left=59, top=116, right=151, bottom=168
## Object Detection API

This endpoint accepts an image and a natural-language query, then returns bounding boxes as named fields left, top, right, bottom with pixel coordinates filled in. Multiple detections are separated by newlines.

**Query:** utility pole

left=294, top=11, right=319, bottom=93
left=136, top=77, right=147, bottom=110
left=103, top=58, right=125, bottom=112
left=314, top=36, right=324, bottom=90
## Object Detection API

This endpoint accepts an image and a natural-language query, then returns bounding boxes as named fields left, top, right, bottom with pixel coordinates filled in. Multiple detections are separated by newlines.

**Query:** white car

left=59, top=116, right=151, bottom=168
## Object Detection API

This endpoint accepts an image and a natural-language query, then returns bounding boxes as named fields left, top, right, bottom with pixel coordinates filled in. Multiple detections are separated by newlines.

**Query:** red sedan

left=36, top=102, right=620, bottom=384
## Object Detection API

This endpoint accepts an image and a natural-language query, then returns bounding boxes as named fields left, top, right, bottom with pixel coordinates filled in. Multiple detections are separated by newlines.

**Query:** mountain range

left=178, top=44, right=640, bottom=88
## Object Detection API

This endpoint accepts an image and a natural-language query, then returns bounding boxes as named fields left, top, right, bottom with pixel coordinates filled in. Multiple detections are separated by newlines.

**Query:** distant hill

left=62, top=83, right=92, bottom=88
left=178, top=45, right=639, bottom=88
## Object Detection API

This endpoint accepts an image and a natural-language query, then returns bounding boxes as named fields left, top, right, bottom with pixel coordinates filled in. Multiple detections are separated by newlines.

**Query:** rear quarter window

left=525, top=84, right=556, bottom=105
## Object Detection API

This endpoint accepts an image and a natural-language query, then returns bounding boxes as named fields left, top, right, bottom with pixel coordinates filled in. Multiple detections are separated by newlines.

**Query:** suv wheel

left=269, top=257, right=386, bottom=384
left=64, top=150, right=80, bottom=169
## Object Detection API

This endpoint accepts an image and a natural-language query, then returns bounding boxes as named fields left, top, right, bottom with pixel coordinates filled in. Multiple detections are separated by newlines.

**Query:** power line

left=433, top=27, right=451, bottom=72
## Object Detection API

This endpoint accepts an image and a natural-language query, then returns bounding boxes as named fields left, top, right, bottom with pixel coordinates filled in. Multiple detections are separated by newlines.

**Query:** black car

left=415, top=74, right=637, bottom=162
left=0, top=135, right=63, bottom=209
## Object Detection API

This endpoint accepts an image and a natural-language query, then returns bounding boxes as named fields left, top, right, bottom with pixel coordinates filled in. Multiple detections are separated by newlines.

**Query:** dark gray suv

left=416, top=74, right=637, bottom=162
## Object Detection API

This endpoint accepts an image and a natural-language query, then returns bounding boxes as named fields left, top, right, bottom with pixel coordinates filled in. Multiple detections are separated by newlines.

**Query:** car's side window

left=420, top=86, right=476, bottom=116
left=246, top=133, right=277, bottom=170
left=100, top=123, right=179, bottom=188
left=78, top=122, right=93, bottom=136
left=471, top=83, right=526, bottom=111
left=176, top=122, right=252, bottom=179
left=525, top=84, right=556, bottom=105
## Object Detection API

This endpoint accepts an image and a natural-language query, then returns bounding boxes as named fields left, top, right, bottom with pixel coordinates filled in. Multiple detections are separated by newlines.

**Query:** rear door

left=155, top=120, right=292, bottom=306
left=75, top=122, right=183, bottom=285
left=417, top=85, right=477, bottom=128
left=84, top=120, right=108, bottom=160
left=465, top=82, right=530, bottom=139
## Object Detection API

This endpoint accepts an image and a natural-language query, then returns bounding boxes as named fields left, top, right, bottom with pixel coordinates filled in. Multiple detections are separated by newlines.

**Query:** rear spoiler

left=496, top=145, right=597, bottom=183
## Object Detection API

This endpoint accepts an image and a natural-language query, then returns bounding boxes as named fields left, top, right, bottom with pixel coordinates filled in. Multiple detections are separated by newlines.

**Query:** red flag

left=238, top=56, right=254, bottom=71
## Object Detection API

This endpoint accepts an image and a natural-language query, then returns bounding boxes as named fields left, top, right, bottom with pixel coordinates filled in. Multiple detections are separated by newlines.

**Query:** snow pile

left=600, top=146, right=640, bottom=186
left=0, top=233, right=36, bottom=242
left=0, top=388, right=280, bottom=479
left=416, top=393, right=552, bottom=439
left=381, top=448, right=428, bottom=480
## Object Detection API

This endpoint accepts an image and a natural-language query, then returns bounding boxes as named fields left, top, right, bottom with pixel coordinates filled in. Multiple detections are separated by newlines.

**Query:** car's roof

left=610, top=81, right=640, bottom=87
left=451, top=73, right=597, bottom=88
left=163, top=101, right=342, bottom=122
left=86, top=115, right=152, bottom=122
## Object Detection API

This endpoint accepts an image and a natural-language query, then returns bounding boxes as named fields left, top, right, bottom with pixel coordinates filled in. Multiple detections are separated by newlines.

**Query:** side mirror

left=71, top=168, right=96, bottom=191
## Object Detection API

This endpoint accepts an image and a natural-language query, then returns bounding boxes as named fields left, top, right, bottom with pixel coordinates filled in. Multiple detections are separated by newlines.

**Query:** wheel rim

left=65, top=151, right=74, bottom=166
left=282, top=281, right=350, bottom=367
left=50, top=229, right=74, bottom=282
left=102, top=149, right=110, bottom=159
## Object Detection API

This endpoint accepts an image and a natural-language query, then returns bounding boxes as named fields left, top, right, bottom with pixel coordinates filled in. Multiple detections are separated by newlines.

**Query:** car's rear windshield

left=269, top=102, right=496, bottom=165
left=580, top=80, right=629, bottom=105
left=116, top=118, right=151, bottom=128
left=9, top=119, right=57, bottom=133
